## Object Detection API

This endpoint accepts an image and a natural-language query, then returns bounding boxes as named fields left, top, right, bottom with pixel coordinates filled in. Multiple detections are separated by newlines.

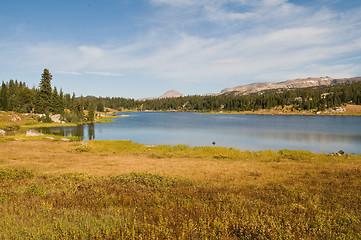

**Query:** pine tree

left=7, top=79, right=17, bottom=111
left=87, top=103, right=95, bottom=121
left=0, top=81, right=8, bottom=111
left=97, top=101, right=104, bottom=112
left=59, top=89, right=65, bottom=117
left=51, top=87, right=61, bottom=114
left=35, top=69, right=53, bottom=113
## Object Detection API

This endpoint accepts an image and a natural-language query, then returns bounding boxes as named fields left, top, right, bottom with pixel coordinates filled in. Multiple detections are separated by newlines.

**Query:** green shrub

left=76, top=145, right=92, bottom=152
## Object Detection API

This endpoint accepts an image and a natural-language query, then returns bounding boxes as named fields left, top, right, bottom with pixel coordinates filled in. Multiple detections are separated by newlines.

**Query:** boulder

left=50, top=114, right=61, bottom=123
left=337, top=150, right=345, bottom=155
left=0, top=129, right=5, bottom=136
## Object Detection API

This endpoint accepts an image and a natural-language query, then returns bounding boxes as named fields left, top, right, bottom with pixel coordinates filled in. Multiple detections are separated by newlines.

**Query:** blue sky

left=1, top=0, right=361, bottom=99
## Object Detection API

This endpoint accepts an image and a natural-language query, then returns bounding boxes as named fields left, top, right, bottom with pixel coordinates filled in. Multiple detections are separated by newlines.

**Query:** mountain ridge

left=220, top=76, right=361, bottom=95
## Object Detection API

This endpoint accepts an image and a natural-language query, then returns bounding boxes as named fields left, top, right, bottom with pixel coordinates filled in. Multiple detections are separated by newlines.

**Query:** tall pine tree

left=0, top=81, right=8, bottom=111
left=35, top=69, right=53, bottom=113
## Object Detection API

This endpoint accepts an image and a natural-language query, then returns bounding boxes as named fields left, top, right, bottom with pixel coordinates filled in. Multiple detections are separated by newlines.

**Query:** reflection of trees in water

left=36, top=124, right=97, bottom=140
left=88, top=124, right=95, bottom=140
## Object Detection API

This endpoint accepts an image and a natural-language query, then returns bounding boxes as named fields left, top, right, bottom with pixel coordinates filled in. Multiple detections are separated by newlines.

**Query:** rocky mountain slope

left=139, top=90, right=184, bottom=101
left=220, top=76, right=361, bottom=95
left=159, top=90, right=184, bottom=99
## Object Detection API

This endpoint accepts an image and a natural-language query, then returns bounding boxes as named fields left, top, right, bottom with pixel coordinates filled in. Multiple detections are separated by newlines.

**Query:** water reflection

left=36, top=124, right=96, bottom=141
left=32, top=112, right=361, bottom=154
left=223, top=128, right=361, bottom=144
left=88, top=124, right=95, bottom=140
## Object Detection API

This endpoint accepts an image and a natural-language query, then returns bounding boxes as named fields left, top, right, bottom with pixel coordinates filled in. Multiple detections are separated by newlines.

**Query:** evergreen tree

left=97, top=101, right=104, bottom=112
left=59, top=89, right=65, bottom=117
left=7, top=79, right=17, bottom=111
left=51, top=87, right=63, bottom=114
left=0, top=81, right=8, bottom=111
left=87, top=103, right=95, bottom=121
left=17, top=87, right=34, bottom=112
left=35, top=69, right=53, bottom=113
left=75, top=101, right=84, bottom=121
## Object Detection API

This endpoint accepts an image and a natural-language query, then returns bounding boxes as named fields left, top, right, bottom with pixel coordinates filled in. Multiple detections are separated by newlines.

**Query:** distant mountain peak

left=159, top=90, right=184, bottom=99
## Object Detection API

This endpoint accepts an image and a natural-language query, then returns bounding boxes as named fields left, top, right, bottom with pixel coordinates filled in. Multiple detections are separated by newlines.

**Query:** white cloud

left=55, top=71, right=82, bottom=75
left=85, top=72, right=124, bottom=77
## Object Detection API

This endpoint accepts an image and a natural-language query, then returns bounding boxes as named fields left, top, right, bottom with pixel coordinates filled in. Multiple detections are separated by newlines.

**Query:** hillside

left=221, top=76, right=361, bottom=95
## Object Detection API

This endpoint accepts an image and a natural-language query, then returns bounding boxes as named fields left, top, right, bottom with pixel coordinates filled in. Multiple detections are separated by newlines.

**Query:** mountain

left=220, top=76, right=361, bottom=95
left=159, top=90, right=184, bottom=99
left=139, top=90, right=184, bottom=101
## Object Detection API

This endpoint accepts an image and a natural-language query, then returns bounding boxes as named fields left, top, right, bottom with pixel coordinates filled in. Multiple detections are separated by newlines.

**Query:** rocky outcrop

left=220, top=76, right=361, bottom=95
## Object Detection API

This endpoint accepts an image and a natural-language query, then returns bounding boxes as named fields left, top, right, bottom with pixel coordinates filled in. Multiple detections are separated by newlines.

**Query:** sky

left=1, top=0, right=361, bottom=99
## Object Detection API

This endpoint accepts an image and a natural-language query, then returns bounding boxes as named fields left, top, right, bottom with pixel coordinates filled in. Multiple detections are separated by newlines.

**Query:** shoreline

left=0, top=111, right=129, bottom=131
left=122, top=104, right=361, bottom=116
left=1, top=132, right=360, bottom=155
left=2, top=103, right=360, bottom=132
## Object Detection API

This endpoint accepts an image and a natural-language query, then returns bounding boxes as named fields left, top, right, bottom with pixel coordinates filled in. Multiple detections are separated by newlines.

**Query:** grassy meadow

left=0, top=137, right=360, bottom=239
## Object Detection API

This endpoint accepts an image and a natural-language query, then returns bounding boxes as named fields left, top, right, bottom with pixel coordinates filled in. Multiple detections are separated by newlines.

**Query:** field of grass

left=0, top=138, right=360, bottom=239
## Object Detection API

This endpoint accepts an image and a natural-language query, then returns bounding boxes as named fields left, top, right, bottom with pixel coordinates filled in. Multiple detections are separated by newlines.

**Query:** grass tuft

left=76, top=145, right=92, bottom=152
left=0, top=167, right=34, bottom=180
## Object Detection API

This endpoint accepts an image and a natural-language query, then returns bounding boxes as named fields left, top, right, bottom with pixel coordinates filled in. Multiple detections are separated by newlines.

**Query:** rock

left=11, top=116, right=21, bottom=121
left=338, top=150, right=345, bottom=155
left=0, top=129, right=5, bottom=136
left=26, top=130, right=43, bottom=137
left=45, top=136, right=55, bottom=140
left=50, top=114, right=61, bottom=123
left=61, top=138, right=70, bottom=141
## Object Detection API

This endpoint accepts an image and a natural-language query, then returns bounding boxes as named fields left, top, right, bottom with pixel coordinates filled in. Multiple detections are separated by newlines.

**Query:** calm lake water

left=36, top=112, right=361, bottom=154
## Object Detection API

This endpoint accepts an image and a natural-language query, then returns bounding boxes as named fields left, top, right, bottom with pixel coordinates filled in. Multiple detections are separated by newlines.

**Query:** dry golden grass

left=1, top=138, right=361, bottom=239
left=1, top=140, right=359, bottom=186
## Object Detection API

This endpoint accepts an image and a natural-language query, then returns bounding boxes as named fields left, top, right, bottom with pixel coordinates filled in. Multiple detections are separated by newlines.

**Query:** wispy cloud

left=55, top=71, right=82, bottom=75
left=85, top=72, right=124, bottom=77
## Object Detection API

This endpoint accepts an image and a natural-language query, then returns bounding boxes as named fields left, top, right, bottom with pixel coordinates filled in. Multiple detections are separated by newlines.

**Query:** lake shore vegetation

left=0, top=138, right=360, bottom=239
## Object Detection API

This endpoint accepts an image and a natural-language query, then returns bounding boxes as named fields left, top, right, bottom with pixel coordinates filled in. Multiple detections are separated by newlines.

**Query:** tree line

left=1, top=69, right=361, bottom=118
left=138, top=82, right=361, bottom=112
left=0, top=69, right=98, bottom=122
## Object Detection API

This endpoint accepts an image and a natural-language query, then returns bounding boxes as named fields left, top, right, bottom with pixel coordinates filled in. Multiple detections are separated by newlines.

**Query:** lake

left=36, top=112, right=361, bottom=154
